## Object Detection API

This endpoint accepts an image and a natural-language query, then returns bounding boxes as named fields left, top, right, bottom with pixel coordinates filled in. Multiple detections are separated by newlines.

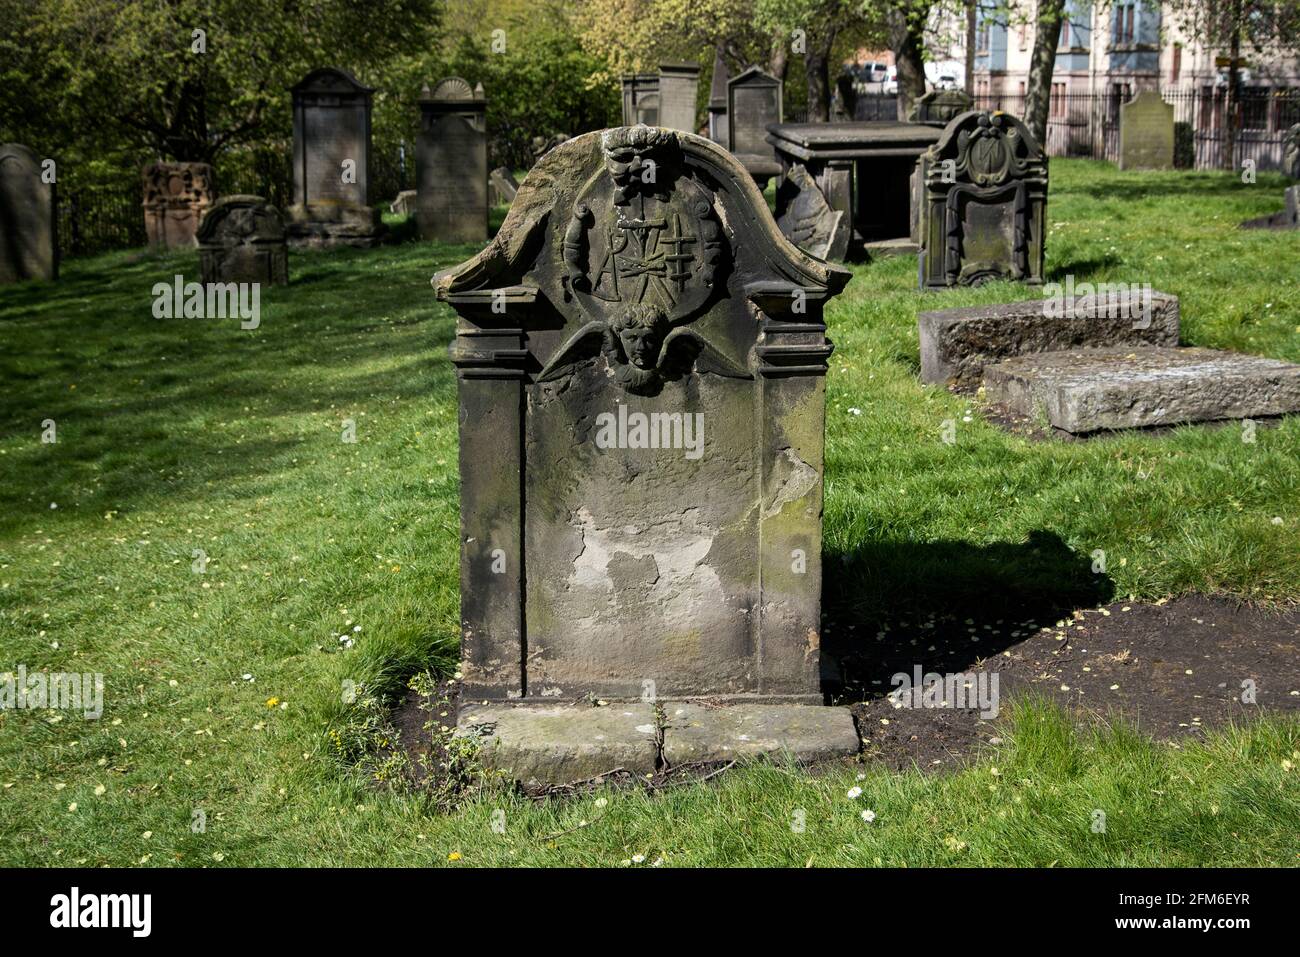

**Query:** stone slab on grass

left=457, top=704, right=659, bottom=784
left=661, top=703, right=859, bottom=767
left=983, top=346, right=1300, bottom=434
left=918, top=290, right=1179, bottom=390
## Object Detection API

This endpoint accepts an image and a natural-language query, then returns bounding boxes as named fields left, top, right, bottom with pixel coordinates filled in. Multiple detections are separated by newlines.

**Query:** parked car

left=884, top=66, right=898, bottom=95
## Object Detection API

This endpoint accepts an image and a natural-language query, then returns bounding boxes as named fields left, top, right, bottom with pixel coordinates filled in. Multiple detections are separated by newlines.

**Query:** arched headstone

left=196, top=195, right=288, bottom=285
left=0, top=143, right=56, bottom=282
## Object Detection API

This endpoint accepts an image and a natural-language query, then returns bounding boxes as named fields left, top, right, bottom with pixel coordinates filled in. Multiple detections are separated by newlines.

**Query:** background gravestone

left=417, top=77, right=488, bottom=243
left=489, top=167, right=519, bottom=206
left=1283, top=123, right=1300, bottom=180
left=727, top=66, right=783, bottom=185
left=196, top=194, right=288, bottom=285
left=918, top=110, right=1048, bottom=288
left=620, top=73, right=660, bottom=126
left=142, top=162, right=215, bottom=250
left=0, top=143, right=57, bottom=283
left=436, top=125, right=851, bottom=715
left=907, top=89, right=974, bottom=127
left=286, top=67, right=383, bottom=247
left=1119, top=91, right=1174, bottom=171
left=707, top=49, right=730, bottom=148
left=657, top=62, right=700, bottom=133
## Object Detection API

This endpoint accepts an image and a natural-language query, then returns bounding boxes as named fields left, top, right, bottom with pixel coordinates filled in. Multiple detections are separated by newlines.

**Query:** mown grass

left=0, top=159, right=1296, bottom=867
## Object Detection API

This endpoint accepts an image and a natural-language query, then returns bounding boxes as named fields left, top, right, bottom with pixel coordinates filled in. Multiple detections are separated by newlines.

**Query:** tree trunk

left=889, top=4, right=929, bottom=120
left=1024, top=0, right=1065, bottom=148
left=1224, top=0, right=1242, bottom=171
left=965, top=0, right=977, bottom=93
left=769, top=31, right=789, bottom=82
left=805, top=26, right=837, bottom=122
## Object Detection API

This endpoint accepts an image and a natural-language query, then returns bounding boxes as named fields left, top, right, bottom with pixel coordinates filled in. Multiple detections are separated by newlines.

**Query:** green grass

left=0, top=160, right=1297, bottom=867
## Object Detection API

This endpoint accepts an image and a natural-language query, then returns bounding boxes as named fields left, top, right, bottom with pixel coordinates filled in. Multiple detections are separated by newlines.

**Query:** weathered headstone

left=775, top=164, right=850, bottom=261
left=1240, top=183, right=1300, bottom=230
left=286, top=67, right=383, bottom=247
left=727, top=66, right=783, bottom=185
left=196, top=194, right=288, bottom=285
left=1283, top=123, right=1300, bottom=180
left=142, top=161, right=216, bottom=250
left=0, top=143, right=57, bottom=283
left=417, top=77, right=488, bottom=243
left=489, top=166, right=519, bottom=206
left=918, top=110, right=1048, bottom=288
left=1119, top=91, right=1174, bottom=171
left=707, top=49, right=730, bottom=148
left=437, top=125, right=856, bottom=782
left=907, top=89, right=974, bottom=127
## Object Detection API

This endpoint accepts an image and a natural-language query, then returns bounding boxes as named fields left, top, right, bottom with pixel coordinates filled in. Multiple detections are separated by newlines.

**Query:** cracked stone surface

left=919, top=291, right=1180, bottom=391
left=661, top=703, right=859, bottom=767
left=456, top=704, right=659, bottom=784
left=983, top=346, right=1300, bottom=434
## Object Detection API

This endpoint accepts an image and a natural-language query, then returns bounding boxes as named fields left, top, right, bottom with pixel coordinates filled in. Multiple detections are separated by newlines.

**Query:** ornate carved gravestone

left=0, top=143, right=57, bottom=283
left=1119, top=91, right=1174, bottom=171
left=142, top=162, right=215, bottom=250
left=907, top=89, right=974, bottom=127
left=728, top=66, right=784, bottom=185
left=286, top=67, right=383, bottom=247
left=417, top=77, right=488, bottom=243
left=1282, top=123, right=1300, bottom=180
left=918, top=111, right=1048, bottom=289
left=437, top=126, right=857, bottom=781
left=196, top=195, right=288, bottom=285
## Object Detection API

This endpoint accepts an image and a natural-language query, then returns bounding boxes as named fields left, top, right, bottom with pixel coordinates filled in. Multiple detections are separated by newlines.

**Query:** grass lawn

left=0, top=159, right=1297, bottom=867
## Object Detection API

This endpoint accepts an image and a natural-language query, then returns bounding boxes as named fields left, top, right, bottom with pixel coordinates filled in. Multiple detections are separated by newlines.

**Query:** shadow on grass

left=822, top=529, right=1114, bottom=700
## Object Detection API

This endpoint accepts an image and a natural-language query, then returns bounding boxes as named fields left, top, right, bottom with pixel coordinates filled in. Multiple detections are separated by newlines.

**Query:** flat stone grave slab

left=919, top=289, right=1180, bottom=391
left=456, top=702, right=860, bottom=784
left=661, top=703, right=859, bottom=767
left=457, top=704, right=660, bottom=784
left=983, top=346, right=1300, bottom=434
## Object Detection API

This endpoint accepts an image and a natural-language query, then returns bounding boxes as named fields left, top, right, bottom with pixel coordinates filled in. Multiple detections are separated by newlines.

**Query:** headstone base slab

left=455, top=703, right=859, bottom=785
left=983, top=347, right=1300, bottom=434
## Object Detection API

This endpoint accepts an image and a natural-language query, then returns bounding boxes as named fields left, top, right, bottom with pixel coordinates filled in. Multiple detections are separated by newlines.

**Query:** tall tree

left=1024, top=0, right=1065, bottom=147
left=887, top=0, right=932, bottom=119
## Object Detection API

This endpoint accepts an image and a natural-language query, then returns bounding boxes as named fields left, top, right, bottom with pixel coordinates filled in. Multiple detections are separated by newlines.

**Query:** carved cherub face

left=610, top=304, right=668, bottom=370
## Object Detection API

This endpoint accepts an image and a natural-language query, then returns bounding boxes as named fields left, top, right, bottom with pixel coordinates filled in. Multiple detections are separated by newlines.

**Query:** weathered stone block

left=918, top=288, right=1180, bottom=390
left=0, top=143, right=56, bottom=283
left=197, top=195, right=288, bottom=285
left=907, top=89, right=974, bottom=127
left=775, top=163, right=850, bottom=261
left=456, top=704, right=659, bottom=783
left=661, top=703, right=859, bottom=766
left=918, top=111, right=1048, bottom=288
left=983, top=346, right=1300, bottom=434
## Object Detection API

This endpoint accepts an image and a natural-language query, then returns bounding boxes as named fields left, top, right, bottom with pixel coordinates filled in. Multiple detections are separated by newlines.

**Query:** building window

left=1113, top=4, right=1135, bottom=45
left=1051, top=82, right=1067, bottom=118
left=1171, top=43, right=1181, bottom=85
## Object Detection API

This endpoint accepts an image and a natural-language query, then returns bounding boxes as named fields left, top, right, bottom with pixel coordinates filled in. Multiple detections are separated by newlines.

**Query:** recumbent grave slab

left=437, top=125, right=857, bottom=782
